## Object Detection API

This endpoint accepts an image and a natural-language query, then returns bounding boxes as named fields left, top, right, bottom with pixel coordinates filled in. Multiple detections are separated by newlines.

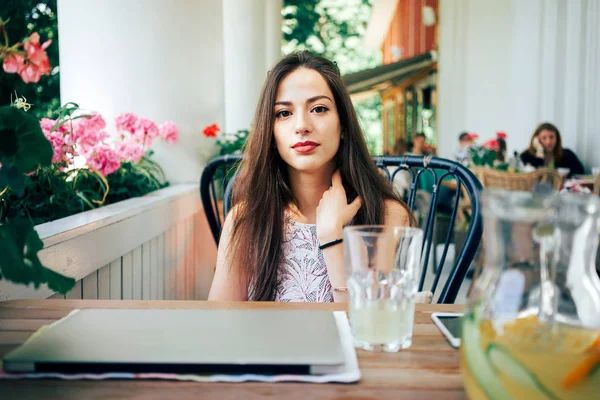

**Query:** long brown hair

left=228, top=51, right=412, bottom=301
left=527, top=122, right=563, bottom=163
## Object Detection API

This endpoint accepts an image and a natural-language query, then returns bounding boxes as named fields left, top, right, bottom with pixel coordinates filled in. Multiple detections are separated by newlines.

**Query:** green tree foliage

left=283, top=0, right=379, bottom=75
left=0, top=0, right=60, bottom=118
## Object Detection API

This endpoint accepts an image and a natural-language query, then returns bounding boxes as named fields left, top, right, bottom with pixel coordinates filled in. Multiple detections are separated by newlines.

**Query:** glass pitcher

left=461, top=190, right=600, bottom=399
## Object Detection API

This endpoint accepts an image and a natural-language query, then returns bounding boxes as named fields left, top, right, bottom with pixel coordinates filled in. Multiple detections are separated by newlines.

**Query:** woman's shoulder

left=384, top=199, right=411, bottom=226
left=561, top=148, right=577, bottom=157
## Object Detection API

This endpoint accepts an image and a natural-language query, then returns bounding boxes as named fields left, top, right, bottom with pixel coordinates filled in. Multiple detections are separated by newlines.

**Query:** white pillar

left=223, top=0, right=282, bottom=133
left=58, top=0, right=224, bottom=183
left=265, top=0, right=283, bottom=70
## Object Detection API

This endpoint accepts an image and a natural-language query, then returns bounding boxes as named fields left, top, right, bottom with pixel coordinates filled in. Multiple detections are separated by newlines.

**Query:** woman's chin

left=287, top=158, right=334, bottom=175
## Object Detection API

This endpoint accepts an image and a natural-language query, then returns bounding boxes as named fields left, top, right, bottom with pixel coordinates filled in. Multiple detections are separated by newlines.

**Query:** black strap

left=319, top=238, right=343, bottom=250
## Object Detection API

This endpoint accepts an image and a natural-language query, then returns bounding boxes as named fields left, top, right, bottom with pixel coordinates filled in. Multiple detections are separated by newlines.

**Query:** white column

left=581, top=0, right=600, bottom=169
left=265, top=0, right=283, bottom=70
left=223, top=0, right=282, bottom=133
left=437, top=0, right=512, bottom=159
left=437, top=0, right=468, bottom=160
left=58, top=0, right=224, bottom=183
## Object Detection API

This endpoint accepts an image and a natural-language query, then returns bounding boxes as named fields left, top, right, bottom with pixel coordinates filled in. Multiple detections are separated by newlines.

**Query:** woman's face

left=537, top=129, right=557, bottom=153
left=273, top=67, right=341, bottom=174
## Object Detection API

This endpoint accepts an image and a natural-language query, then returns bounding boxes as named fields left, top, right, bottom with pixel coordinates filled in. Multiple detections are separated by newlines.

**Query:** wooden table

left=0, top=300, right=466, bottom=399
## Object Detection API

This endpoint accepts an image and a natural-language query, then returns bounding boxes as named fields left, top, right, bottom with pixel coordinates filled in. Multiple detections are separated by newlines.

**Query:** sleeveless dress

left=275, top=215, right=334, bottom=302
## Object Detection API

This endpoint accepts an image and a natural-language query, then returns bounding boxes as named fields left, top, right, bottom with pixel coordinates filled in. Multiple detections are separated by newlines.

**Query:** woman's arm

left=208, top=207, right=248, bottom=301
left=321, top=199, right=410, bottom=302
left=520, top=151, right=544, bottom=168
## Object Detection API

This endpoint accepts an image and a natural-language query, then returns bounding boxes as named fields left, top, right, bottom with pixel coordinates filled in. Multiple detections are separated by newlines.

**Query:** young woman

left=520, top=122, right=584, bottom=176
left=208, top=51, right=414, bottom=303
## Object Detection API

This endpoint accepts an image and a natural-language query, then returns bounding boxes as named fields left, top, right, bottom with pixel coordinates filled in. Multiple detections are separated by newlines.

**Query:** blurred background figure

left=453, top=132, right=475, bottom=165
left=407, top=133, right=432, bottom=156
left=496, top=136, right=507, bottom=163
left=393, top=138, right=408, bottom=155
left=520, top=122, right=584, bottom=177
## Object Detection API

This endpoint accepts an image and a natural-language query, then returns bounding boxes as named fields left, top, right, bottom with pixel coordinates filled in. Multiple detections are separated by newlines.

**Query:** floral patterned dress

left=275, top=215, right=334, bottom=302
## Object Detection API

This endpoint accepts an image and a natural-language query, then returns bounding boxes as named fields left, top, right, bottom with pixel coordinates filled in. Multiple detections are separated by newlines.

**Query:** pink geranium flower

left=18, top=33, right=52, bottom=83
left=83, top=143, right=121, bottom=176
left=2, top=53, right=25, bottom=74
left=40, top=118, right=76, bottom=166
left=496, top=131, right=507, bottom=140
left=72, top=114, right=108, bottom=151
left=24, top=33, right=52, bottom=66
left=115, top=112, right=138, bottom=135
left=132, top=117, right=159, bottom=147
left=158, top=121, right=179, bottom=144
left=134, top=117, right=159, bottom=138
left=115, top=138, right=145, bottom=163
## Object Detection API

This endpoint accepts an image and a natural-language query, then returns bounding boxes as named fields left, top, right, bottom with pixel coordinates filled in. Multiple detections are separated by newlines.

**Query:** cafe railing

left=0, top=184, right=218, bottom=301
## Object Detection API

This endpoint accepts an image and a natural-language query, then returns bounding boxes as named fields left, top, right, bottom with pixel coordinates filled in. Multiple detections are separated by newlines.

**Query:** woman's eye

left=275, top=110, right=291, bottom=118
left=312, top=106, right=328, bottom=113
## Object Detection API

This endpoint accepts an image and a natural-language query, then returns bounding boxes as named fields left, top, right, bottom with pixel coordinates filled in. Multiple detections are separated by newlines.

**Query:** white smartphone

left=431, top=312, right=463, bottom=348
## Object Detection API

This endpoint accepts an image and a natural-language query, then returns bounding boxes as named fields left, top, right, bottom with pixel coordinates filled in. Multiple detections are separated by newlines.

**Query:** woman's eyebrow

left=274, top=95, right=332, bottom=107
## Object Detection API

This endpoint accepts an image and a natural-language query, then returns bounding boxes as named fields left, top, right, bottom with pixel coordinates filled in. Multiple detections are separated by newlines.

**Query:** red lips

left=292, top=141, right=319, bottom=148
left=292, top=141, right=319, bottom=154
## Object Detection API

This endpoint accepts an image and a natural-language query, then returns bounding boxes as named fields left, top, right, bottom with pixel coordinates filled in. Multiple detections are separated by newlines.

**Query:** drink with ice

left=344, top=226, right=423, bottom=352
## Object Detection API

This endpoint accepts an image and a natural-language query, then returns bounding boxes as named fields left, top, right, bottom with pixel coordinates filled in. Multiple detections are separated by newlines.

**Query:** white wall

left=223, top=0, right=282, bottom=133
left=58, top=0, right=225, bottom=183
left=438, top=0, right=600, bottom=169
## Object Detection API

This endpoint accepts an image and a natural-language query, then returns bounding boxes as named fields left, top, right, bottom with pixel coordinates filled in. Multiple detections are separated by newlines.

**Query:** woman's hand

left=533, top=137, right=544, bottom=158
left=316, top=170, right=362, bottom=243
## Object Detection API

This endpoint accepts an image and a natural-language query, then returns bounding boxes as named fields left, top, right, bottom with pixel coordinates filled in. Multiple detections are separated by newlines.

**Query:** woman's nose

left=294, top=111, right=312, bottom=135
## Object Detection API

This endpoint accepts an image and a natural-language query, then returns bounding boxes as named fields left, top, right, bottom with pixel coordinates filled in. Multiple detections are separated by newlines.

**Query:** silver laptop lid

left=3, top=308, right=345, bottom=373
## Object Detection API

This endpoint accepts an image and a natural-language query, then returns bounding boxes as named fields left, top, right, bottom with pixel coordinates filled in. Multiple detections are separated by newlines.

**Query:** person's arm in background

left=520, top=151, right=544, bottom=168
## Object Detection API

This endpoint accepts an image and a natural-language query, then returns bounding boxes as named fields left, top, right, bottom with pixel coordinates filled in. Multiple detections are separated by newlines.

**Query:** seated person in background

left=520, top=122, right=584, bottom=177
left=208, top=51, right=415, bottom=303
left=393, top=138, right=408, bottom=155
left=406, top=133, right=432, bottom=156
left=453, top=132, right=474, bottom=165
left=496, top=136, right=507, bottom=163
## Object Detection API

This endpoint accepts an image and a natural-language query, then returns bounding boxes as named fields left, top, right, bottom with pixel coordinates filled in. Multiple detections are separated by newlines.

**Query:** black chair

left=199, top=154, right=243, bottom=246
left=200, top=154, right=483, bottom=304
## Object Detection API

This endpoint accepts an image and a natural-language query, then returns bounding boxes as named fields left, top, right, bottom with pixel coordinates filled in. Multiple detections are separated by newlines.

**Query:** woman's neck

left=287, top=165, right=335, bottom=224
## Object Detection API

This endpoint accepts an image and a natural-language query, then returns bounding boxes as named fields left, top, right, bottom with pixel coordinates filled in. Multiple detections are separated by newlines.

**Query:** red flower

left=203, top=123, right=220, bottom=138
left=2, top=53, right=25, bottom=74
left=496, top=131, right=507, bottom=140
left=482, top=139, right=499, bottom=151
left=466, top=132, right=479, bottom=141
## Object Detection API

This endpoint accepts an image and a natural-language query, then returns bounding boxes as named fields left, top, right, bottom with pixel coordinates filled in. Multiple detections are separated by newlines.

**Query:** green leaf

left=0, top=218, right=76, bottom=294
left=0, top=163, right=25, bottom=197
left=0, top=106, right=53, bottom=173
left=0, top=128, right=19, bottom=159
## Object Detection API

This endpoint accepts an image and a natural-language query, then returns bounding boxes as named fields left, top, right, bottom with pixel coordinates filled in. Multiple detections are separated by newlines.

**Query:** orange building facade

left=382, top=0, right=438, bottom=64
left=378, top=0, right=439, bottom=154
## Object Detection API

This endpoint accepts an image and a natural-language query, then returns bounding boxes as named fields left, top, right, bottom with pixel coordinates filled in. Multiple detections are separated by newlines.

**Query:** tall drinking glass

left=344, top=225, right=423, bottom=352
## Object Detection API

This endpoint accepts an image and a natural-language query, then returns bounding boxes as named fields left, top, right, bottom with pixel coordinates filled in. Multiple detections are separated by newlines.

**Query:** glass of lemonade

left=343, top=225, right=423, bottom=352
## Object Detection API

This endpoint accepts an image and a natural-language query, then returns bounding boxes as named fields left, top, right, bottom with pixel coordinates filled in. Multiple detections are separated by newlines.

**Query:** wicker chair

left=471, top=167, right=563, bottom=191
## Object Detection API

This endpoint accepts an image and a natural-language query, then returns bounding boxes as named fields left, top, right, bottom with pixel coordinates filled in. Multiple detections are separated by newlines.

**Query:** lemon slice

left=499, top=316, right=600, bottom=354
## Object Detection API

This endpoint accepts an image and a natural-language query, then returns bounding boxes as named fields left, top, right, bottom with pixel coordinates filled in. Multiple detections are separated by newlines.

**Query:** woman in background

left=520, top=122, right=584, bottom=177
